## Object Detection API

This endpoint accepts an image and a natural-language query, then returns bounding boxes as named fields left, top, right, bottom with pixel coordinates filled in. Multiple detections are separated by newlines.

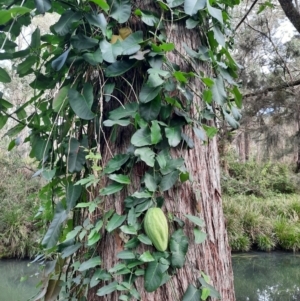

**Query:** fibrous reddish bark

left=88, top=1, right=236, bottom=300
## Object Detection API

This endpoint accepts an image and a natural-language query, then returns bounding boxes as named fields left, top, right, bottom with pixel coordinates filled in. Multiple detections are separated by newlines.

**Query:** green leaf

left=0, top=6, right=31, bottom=25
left=0, top=113, right=8, bottom=130
left=185, top=214, right=205, bottom=227
left=131, top=127, right=152, bottom=147
left=144, top=261, right=165, bottom=292
left=34, top=0, right=51, bottom=13
left=160, top=170, right=180, bottom=191
left=104, top=154, right=130, bottom=174
left=120, top=225, right=137, bottom=235
left=125, top=237, right=140, bottom=249
left=105, top=60, right=136, bottom=77
left=117, top=250, right=136, bottom=259
left=109, top=263, right=127, bottom=273
left=66, top=183, right=82, bottom=212
left=66, top=138, right=86, bottom=173
left=108, top=0, right=131, bottom=23
left=202, top=125, right=218, bottom=139
left=79, top=256, right=101, bottom=272
left=232, top=86, right=242, bottom=108
left=61, top=243, right=81, bottom=259
left=201, top=288, right=210, bottom=300
left=106, top=213, right=127, bottom=232
left=194, top=228, right=207, bottom=244
left=5, top=123, right=25, bottom=138
left=167, top=0, right=184, bottom=8
left=202, top=77, right=214, bottom=87
left=121, top=31, right=143, bottom=55
left=186, top=18, right=199, bottom=29
left=182, top=284, right=201, bottom=301
left=139, top=251, right=155, bottom=262
left=160, top=43, right=175, bottom=51
left=211, top=76, right=226, bottom=106
left=42, top=202, right=68, bottom=249
left=144, top=173, right=157, bottom=192
left=83, top=48, right=103, bottom=65
left=170, top=229, right=189, bottom=268
left=139, top=85, right=161, bottom=103
left=127, top=207, right=137, bottom=226
left=100, top=182, right=124, bottom=195
left=97, top=281, right=118, bottom=296
left=71, top=33, right=99, bottom=50
left=7, top=139, right=16, bottom=151
left=108, top=174, right=131, bottom=184
left=0, top=67, right=11, bottom=83
left=224, top=111, right=239, bottom=129
left=165, top=127, right=181, bottom=147
left=134, top=147, right=155, bottom=167
left=90, top=0, right=110, bottom=12
left=156, top=149, right=169, bottom=169
left=184, top=0, right=206, bottom=16
left=103, top=119, right=131, bottom=127
left=100, top=39, right=123, bottom=63
left=53, top=11, right=82, bottom=36
left=134, top=9, right=159, bottom=26
left=109, top=103, right=138, bottom=120
left=17, top=56, right=36, bottom=77
left=68, top=84, right=95, bottom=120
left=0, top=53, right=13, bottom=60
left=51, top=48, right=70, bottom=71
left=139, top=96, right=161, bottom=122
left=212, top=26, right=225, bottom=47
left=85, top=12, right=107, bottom=35
left=53, top=85, right=69, bottom=113
left=132, top=191, right=152, bottom=198
left=150, top=120, right=162, bottom=144
left=138, top=234, right=153, bottom=245
left=91, top=269, right=112, bottom=287
left=198, top=276, right=221, bottom=299
left=207, top=0, right=223, bottom=24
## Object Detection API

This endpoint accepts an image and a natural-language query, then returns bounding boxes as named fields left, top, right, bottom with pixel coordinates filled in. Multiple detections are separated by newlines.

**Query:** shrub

left=221, top=152, right=297, bottom=197
left=0, top=150, right=42, bottom=258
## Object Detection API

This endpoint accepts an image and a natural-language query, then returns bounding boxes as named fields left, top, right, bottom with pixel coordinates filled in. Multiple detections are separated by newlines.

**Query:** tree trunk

left=88, top=1, right=235, bottom=300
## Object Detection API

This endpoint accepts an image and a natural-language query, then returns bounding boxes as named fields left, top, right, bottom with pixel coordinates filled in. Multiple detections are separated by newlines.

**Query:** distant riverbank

left=224, top=194, right=300, bottom=252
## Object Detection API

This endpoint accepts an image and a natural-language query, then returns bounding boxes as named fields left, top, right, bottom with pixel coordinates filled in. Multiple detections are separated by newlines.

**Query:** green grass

left=223, top=194, right=300, bottom=252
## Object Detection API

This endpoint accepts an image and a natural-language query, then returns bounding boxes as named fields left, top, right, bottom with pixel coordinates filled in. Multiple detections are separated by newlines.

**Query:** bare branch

left=243, top=78, right=300, bottom=98
left=235, top=0, right=259, bottom=32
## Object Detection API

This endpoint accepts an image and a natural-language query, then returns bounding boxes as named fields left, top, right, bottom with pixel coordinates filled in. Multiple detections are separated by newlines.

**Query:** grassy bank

left=224, top=194, right=300, bottom=252
left=222, top=153, right=300, bottom=252
left=0, top=151, right=41, bottom=258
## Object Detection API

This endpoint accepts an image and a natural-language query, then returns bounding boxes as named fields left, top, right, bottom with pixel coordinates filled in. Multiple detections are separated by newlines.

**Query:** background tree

left=222, top=0, right=300, bottom=168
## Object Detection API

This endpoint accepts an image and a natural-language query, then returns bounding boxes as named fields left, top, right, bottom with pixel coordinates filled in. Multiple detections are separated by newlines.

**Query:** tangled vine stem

left=0, top=0, right=241, bottom=300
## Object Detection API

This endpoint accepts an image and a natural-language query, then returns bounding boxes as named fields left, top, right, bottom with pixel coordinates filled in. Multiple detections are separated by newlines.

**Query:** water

left=232, top=252, right=300, bottom=301
left=0, top=260, right=40, bottom=301
left=1, top=253, right=300, bottom=301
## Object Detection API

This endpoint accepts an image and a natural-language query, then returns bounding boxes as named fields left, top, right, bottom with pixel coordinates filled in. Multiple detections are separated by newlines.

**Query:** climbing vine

left=0, top=0, right=241, bottom=300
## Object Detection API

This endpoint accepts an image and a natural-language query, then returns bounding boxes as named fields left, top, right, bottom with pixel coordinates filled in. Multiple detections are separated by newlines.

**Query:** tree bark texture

left=278, top=0, right=300, bottom=34
left=88, top=1, right=235, bottom=300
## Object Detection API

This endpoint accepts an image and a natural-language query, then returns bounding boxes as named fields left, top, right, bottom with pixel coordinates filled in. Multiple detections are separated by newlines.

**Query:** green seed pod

left=144, top=208, right=169, bottom=251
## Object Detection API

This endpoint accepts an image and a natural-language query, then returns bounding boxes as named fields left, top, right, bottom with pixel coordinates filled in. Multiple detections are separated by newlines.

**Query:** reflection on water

left=232, top=252, right=300, bottom=301
left=0, top=260, right=40, bottom=301
left=1, top=252, right=300, bottom=301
